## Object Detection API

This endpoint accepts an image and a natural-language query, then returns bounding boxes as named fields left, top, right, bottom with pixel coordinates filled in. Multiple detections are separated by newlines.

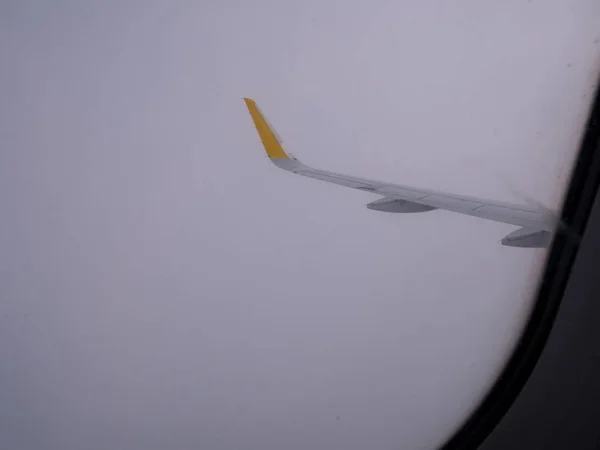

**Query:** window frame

left=441, top=76, right=600, bottom=450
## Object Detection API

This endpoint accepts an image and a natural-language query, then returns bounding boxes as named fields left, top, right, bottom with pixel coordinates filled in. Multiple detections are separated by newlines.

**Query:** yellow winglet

left=244, top=98, right=289, bottom=159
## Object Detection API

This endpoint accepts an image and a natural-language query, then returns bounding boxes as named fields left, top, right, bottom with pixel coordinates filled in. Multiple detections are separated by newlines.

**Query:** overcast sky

left=2, top=1, right=600, bottom=449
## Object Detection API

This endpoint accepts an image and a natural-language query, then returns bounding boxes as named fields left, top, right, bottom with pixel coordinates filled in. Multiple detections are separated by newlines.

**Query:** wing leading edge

left=243, top=98, right=557, bottom=246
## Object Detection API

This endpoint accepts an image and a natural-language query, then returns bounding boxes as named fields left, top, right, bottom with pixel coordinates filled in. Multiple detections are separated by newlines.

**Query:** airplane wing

left=243, top=97, right=557, bottom=238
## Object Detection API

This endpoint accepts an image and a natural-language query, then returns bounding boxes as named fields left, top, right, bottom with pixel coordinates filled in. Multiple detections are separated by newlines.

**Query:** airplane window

left=2, top=2, right=599, bottom=449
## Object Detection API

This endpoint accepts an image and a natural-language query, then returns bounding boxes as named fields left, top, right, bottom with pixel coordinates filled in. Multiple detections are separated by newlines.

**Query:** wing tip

left=243, top=97, right=289, bottom=160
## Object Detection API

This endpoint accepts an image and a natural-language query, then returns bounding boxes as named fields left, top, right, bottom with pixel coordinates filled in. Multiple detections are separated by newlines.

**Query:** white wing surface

left=243, top=98, right=557, bottom=242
